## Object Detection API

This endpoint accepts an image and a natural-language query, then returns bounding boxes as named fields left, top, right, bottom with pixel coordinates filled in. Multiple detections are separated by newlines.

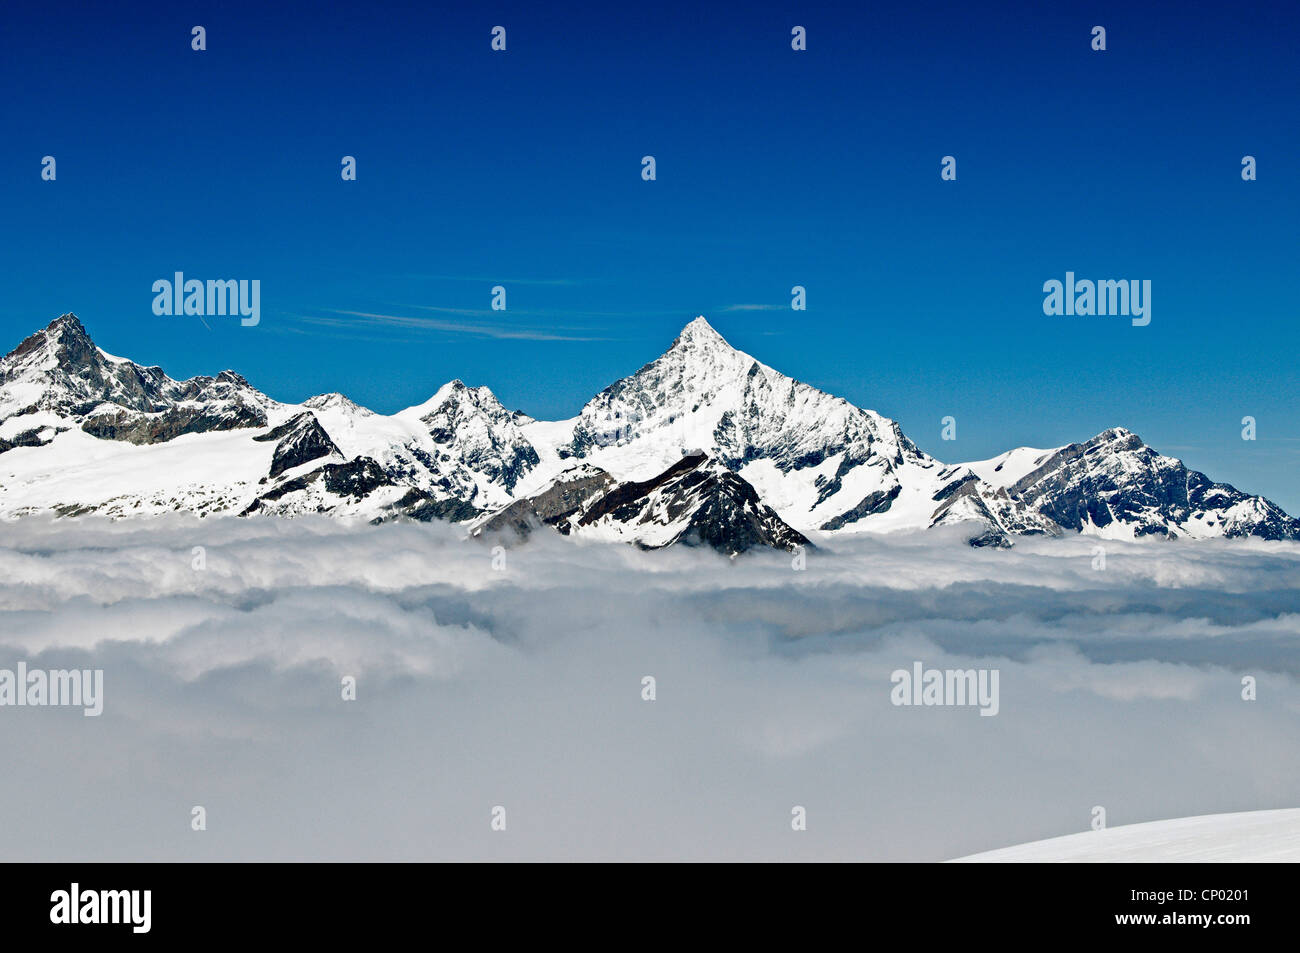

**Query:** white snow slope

left=949, top=808, right=1300, bottom=862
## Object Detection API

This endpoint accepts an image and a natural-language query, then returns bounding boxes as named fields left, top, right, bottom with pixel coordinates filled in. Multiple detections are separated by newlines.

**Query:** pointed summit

left=643, top=314, right=754, bottom=384
left=2, top=313, right=275, bottom=444
left=303, top=392, right=374, bottom=416
left=4, top=312, right=97, bottom=368
left=47, top=313, right=89, bottom=337
left=671, top=315, right=730, bottom=351
left=1091, top=426, right=1139, bottom=445
left=43, top=313, right=97, bottom=360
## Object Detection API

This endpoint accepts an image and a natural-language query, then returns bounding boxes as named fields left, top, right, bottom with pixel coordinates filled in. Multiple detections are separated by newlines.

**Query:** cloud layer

left=1, top=517, right=1298, bottom=860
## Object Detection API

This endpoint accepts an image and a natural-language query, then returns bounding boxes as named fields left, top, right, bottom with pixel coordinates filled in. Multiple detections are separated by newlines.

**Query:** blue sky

left=2, top=0, right=1297, bottom=509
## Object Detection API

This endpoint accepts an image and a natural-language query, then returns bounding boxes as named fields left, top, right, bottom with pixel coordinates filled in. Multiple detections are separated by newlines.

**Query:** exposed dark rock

left=254, top=412, right=341, bottom=478
left=391, top=489, right=483, bottom=524
left=246, top=457, right=391, bottom=511
left=1009, top=428, right=1300, bottom=541
left=0, top=427, right=56, bottom=454
left=820, top=484, right=902, bottom=530
left=574, top=454, right=809, bottom=555
left=472, top=466, right=614, bottom=539
left=577, top=454, right=709, bottom=526
left=81, top=403, right=268, bottom=444
left=418, top=380, right=540, bottom=493
left=4, top=314, right=271, bottom=446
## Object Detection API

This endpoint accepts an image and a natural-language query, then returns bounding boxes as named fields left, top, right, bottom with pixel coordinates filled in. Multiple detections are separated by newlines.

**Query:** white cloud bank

left=1, top=517, right=1298, bottom=861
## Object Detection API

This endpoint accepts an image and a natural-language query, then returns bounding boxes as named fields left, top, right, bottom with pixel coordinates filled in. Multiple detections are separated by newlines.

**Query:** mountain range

left=1, top=313, right=1296, bottom=554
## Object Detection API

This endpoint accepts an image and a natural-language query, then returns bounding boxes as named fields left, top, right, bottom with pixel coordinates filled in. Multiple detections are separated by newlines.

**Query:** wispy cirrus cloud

left=399, top=274, right=591, bottom=287
left=301, top=309, right=610, bottom=342
left=719, top=303, right=785, bottom=312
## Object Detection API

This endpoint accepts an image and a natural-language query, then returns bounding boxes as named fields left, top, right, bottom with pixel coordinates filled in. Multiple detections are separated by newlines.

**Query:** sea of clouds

left=1, top=516, right=1298, bottom=861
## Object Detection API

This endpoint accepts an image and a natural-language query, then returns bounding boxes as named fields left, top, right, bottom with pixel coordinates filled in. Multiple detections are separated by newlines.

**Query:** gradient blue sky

left=2, top=0, right=1297, bottom=509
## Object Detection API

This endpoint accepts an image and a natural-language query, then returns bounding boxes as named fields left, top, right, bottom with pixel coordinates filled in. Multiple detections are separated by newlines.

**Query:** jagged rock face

left=1008, top=429, right=1300, bottom=540
left=544, top=317, right=951, bottom=541
left=246, top=456, right=419, bottom=519
left=0, top=317, right=536, bottom=521
left=563, top=317, right=922, bottom=475
left=249, top=457, right=391, bottom=509
left=819, top=485, right=901, bottom=531
left=928, top=476, right=1060, bottom=548
left=416, top=380, right=540, bottom=494
left=1, top=315, right=165, bottom=418
left=1, top=314, right=271, bottom=445
left=576, top=454, right=711, bottom=525
left=0, top=426, right=55, bottom=454
left=254, top=412, right=342, bottom=478
left=471, top=465, right=614, bottom=540
left=659, top=463, right=810, bottom=555
left=244, top=448, right=495, bottom=523
left=561, top=319, right=758, bottom=458
left=573, top=453, right=809, bottom=554
left=393, top=491, right=483, bottom=524
left=927, top=468, right=1062, bottom=547
left=79, top=382, right=269, bottom=444
left=473, top=455, right=807, bottom=555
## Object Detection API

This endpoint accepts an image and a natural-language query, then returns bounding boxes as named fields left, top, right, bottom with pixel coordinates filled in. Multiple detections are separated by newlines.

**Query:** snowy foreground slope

left=950, top=809, right=1300, bottom=862
left=2, top=313, right=1297, bottom=553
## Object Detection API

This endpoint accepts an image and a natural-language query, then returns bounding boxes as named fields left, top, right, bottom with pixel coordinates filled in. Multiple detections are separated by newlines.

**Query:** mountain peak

left=1088, top=426, right=1142, bottom=449
left=403, top=378, right=516, bottom=425
left=45, top=313, right=97, bottom=354
left=47, top=313, right=88, bottom=336
left=4, top=313, right=98, bottom=368
left=304, top=392, right=374, bottom=415
left=672, top=315, right=730, bottom=350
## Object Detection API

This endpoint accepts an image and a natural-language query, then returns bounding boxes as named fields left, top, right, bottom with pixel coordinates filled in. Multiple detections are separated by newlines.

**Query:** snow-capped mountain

left=0, top=315, right=526, bottom=520
left=0, top=313, right=273, bottom=450
left=405, top=379, right=541, bottom=495
left=1, top=313, right=1296, bottom=551
left=545, top=317, right=932, bottom=528
left=1001, top=427, right=1300, bottom=540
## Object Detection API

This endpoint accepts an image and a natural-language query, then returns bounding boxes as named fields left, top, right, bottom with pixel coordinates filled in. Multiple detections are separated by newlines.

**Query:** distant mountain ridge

left=1, top=313, right=1295, bottom=553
